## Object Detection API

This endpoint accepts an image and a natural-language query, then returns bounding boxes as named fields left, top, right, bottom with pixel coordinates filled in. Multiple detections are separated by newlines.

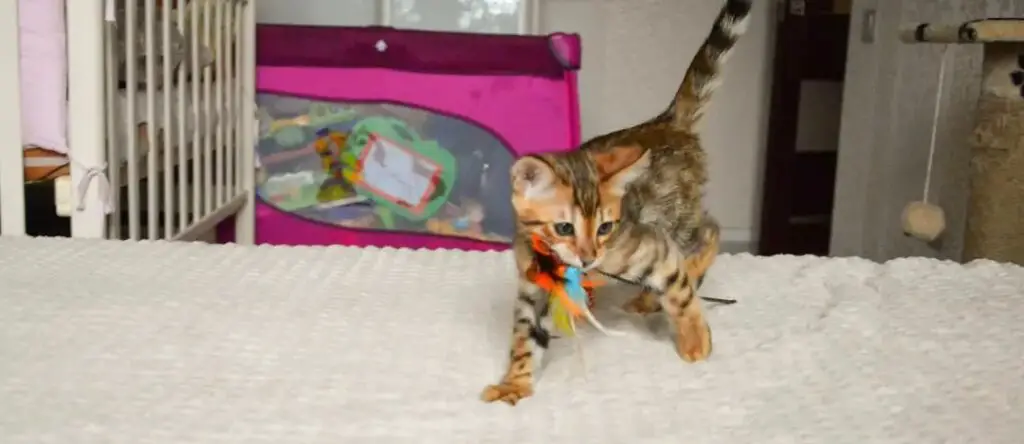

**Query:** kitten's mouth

left=582, top=257, right=602, bottom=272
left=563, top=258, right=585, bottom=268
left=551, top=245, right=584, bottom=268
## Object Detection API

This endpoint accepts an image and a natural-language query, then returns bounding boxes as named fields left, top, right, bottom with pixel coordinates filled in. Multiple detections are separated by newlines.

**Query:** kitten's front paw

left=480, top=382, right=533, bottom=406
left=675, top=318, right=712, bottom=362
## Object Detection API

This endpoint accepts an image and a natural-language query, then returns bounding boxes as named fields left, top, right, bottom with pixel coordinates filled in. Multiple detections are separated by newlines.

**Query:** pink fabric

left=18, top=0, right=68, bottom=153
left=220, top=28, right=583, bottom=250
left=260, top=67, right=576, bottom=156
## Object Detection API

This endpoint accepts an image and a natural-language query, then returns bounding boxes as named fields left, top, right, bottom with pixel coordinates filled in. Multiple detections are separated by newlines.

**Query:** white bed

left=1, top=237, right=1022, bottom=443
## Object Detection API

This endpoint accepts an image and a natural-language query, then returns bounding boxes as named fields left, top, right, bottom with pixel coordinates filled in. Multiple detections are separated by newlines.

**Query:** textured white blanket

left=1, top=237, right=1023, bottom=443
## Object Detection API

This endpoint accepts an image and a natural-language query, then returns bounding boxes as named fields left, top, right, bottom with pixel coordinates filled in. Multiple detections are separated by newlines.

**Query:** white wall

left=256, top=0, right=776, bottom=249
left=256, top=1, right=377, bottom=26
left=541, top=0, right=774, bottom=248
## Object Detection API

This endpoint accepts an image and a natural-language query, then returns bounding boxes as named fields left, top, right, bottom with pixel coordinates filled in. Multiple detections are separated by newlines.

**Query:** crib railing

left=0, top=0, right=256, bottom=241
left=100, top=0, right=255, bottom=241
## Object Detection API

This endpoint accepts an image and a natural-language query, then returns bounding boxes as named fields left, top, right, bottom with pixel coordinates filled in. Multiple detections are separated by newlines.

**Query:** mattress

left=1, top=237, right=1022, bottom=443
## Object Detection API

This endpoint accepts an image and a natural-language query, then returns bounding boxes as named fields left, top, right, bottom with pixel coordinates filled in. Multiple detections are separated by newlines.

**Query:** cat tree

left=901, top=19, right=1024, bottom=265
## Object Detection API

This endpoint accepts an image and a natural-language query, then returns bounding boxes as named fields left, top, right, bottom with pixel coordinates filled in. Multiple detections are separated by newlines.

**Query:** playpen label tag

left=54, top=176, right=73, bottom=217
left=357, top=135, right=441, bottom=215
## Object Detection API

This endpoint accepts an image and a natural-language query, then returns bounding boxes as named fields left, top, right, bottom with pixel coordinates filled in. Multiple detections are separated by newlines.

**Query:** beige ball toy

left=901, top=201, right=946, bottom=242
left=901, top=45, right=950, bottom=243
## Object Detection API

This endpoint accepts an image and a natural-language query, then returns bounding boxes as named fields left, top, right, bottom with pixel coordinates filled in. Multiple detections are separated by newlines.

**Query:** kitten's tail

left=665, top=0, right=753, bottom=128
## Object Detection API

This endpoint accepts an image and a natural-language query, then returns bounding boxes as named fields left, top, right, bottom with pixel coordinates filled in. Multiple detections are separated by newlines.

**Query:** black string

left=598, top=271, right=738, bottom=305
left=529, top=241, right=738, bottom=306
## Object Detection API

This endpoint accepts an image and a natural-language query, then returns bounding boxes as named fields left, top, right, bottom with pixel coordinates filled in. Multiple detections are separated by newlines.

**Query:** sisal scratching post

left=965, top=48, right=1024, bottom=264
left=901, top=19, right=1024, bottom=264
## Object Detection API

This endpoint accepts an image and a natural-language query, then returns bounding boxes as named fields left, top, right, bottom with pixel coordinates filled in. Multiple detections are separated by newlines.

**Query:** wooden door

left=757, top=0, right=850, bottom=255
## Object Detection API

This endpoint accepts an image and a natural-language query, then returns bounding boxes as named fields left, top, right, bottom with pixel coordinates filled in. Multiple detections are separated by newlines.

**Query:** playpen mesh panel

left=248, top=26, right=581, bottom=251
left=255, top=95, right=516, bottom=245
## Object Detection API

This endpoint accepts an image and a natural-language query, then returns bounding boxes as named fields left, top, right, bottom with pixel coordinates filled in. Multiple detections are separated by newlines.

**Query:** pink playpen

left=221, top=25, right=581, bottom=250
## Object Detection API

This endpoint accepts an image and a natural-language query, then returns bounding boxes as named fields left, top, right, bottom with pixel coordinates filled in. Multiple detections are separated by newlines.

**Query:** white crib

left=0, top=0, right=256, bottom=243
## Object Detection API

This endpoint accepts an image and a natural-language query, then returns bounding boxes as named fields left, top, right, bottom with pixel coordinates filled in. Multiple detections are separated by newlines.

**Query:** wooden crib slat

left=144, top=0, right=158, bottom=240
left=191, top=1, right=202, bottom=224
left=161, top=0, right=175, bottom=239
left=214, top=0, right=225, bottom=208
left=104, top=14, right=122, bottom=239
left=125, top=0, right=142, bottom=240
left=224, top=1, right=235, bottom=203
left=202, top=0, right=213, bottom=218
left=176, top=0, right=189, bottom=234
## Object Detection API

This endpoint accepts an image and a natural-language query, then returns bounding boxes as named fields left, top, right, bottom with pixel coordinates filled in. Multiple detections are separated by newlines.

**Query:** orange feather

left=527, top=234, right=604, bottom=314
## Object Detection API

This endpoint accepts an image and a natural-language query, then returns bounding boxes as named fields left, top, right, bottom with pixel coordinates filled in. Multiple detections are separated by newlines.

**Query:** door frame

left=757, top=0, right=808, bottom=255
left=758, top=0, right=848, bottom=255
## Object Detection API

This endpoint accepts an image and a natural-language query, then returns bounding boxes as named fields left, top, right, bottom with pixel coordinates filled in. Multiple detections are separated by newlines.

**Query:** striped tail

left=667, top=0, right=753, bottom=128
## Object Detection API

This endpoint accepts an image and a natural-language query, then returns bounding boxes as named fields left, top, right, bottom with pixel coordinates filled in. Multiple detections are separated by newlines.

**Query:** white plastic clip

left=104, top=0, right=116, bottom=22
left=54, top=176, right=73, bottom=217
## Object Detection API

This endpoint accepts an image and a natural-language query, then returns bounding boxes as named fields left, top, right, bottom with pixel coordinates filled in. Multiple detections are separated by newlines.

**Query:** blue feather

left=563, top=267, right=589, bottom=307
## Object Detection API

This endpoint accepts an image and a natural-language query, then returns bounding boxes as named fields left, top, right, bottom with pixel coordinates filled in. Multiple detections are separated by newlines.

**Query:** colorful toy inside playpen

left=223, top=25, right=582, bottom=250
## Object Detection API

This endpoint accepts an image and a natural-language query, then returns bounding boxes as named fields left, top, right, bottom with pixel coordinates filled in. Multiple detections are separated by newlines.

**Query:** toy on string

left=526, top=235, right=623, bottom=338
left=902, top=45, right=951, bottom=242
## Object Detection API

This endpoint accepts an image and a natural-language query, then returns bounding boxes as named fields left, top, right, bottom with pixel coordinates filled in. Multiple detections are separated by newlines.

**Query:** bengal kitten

left=481, top=0, right=752, bottom=406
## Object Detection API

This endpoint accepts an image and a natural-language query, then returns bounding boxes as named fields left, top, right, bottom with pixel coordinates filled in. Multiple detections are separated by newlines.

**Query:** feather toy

left=527, top=235, right=623, bottom=338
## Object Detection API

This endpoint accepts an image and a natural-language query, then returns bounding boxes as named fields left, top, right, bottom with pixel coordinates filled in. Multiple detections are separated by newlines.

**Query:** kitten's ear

left=511, top=156, right=557, bottom=201
left=593, top=146, right=651, bottom=196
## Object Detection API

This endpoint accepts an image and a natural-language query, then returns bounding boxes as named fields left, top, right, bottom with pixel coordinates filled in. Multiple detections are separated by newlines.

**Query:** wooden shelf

left=901, top=18, right=1024, bottom=44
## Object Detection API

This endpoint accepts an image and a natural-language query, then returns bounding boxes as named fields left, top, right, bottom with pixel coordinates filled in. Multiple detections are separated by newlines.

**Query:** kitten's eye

left=597, top=221, right=616, bottom=236
left=553, top=222, right=575, bottom=236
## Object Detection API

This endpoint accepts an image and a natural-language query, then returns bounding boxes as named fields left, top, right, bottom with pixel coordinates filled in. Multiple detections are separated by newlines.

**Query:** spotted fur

left=481, top=0, right=751, bottom=406
left=621, top=216, right=721, bottom=315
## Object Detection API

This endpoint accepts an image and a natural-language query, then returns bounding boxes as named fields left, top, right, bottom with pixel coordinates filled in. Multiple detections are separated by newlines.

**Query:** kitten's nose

left=580, top=259, right=593, bottom=267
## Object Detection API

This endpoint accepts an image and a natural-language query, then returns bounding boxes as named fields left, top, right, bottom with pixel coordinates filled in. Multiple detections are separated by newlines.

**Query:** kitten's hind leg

left=599, top=224, right=715, bottom=362
left=660, top=276, right=712, bottom=362
left=481, top=279, right=550, bottom=406
left=661, top=218, right=719, bottom=361
left=623, top=216, right=720, bottom=316
left=622, top=289, right=662, bottom=314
